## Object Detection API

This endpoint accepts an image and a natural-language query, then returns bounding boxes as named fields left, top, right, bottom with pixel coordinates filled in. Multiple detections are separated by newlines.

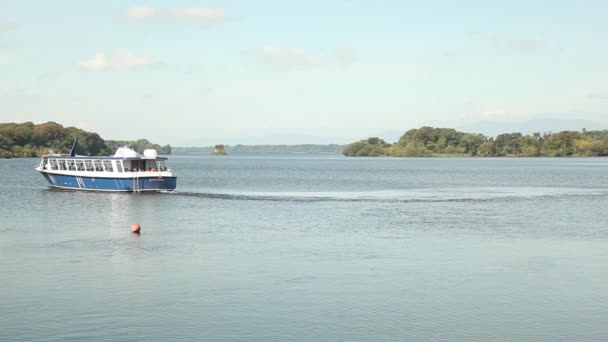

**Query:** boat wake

left=170, top=187, right=608, bottom=203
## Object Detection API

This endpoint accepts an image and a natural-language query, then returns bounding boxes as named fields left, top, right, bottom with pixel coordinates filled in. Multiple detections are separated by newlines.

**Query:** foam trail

left=169, top=187, right=608, bottom=203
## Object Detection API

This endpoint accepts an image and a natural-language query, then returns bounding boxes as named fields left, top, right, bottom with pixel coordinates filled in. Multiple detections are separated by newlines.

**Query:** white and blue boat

left=35, top=139, right=177, bottom=192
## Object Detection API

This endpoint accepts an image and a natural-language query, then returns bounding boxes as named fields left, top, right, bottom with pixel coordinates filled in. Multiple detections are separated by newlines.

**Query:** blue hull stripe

left=40, top=172, right=177, bottom=192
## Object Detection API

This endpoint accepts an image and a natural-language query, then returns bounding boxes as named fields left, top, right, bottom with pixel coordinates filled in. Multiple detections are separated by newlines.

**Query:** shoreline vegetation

left=0, top=121, right=171, bottom=158
left=3, top=121, right=607, bottom=159
left=343, top=127, right=608, bottom=157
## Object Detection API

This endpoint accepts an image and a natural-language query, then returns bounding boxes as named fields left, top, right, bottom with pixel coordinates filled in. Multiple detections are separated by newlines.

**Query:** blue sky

left=1, top=0, right=607, bottom=145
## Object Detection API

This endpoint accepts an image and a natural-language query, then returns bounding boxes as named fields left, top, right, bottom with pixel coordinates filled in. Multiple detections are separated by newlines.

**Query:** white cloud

left=78, top=52, right=163, bottom=71
left=127, top=6, right=227, bottom=24
left=173, top=8, right=226, bottom=21
left=127, top=7, right=157, bottom=18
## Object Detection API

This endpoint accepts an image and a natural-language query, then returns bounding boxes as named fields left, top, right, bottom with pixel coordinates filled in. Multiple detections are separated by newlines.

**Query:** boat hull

left=39, top=171, right=177, bottom=192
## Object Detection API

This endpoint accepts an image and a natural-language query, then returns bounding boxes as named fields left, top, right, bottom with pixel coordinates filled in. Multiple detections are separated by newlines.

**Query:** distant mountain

left=173, top=144, right=346, bottom=155
left=176, top=133, right=355, bottom=147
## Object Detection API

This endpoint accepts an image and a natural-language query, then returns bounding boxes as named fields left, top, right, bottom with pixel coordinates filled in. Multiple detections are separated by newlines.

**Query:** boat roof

left=44, top=155, right=168, bottom=161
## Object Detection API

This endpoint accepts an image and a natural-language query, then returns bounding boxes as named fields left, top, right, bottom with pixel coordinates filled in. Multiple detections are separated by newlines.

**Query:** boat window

left=66, top=160, right=76, bottom=171
left=77, top=160, right=85, bottom=171
left=50, top=159, right=58, bottom=170
left=93, top=160, right=103, bottom=172
left=115, top=161, right=124, bottom=172
left=59, top=160, right=67, bottom=171
left=102, top=160, right=113, bottom=172
left=131, top=161, right=141, bottom=172
left=84, top=160, right=93, bottom=172
left=156, top=160, right=167, bottom=171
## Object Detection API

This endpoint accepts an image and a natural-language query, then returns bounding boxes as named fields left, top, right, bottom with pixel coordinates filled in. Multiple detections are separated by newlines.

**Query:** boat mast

left=69, top=138, right=79, bottom=157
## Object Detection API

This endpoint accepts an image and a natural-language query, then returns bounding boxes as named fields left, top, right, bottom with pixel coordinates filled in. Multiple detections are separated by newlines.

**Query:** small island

left=212, top=144, right=228, bottom=156
left=343, top=126, right=608, bottom=157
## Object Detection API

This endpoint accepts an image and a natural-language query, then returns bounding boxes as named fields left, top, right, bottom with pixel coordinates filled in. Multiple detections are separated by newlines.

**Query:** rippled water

left=2, top=156, right=608, bottom=341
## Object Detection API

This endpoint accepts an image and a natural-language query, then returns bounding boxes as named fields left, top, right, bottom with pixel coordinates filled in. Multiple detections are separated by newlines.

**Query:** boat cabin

left=39, top=157, right=170, bottom=173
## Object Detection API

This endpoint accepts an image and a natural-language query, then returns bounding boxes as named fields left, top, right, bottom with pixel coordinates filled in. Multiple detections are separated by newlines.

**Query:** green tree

left=460, top=133, right=487, bottom=156
left=342, top=137, right=391, bottom=157
left=495, top=133, right=523, bottom=156
left=0, top=121, right=170, bottom=158
left=543, top=131, right=580, bottom=156
left=345, top=127, right=608, bottom=158
left=478, top=140, right=496, bottom=156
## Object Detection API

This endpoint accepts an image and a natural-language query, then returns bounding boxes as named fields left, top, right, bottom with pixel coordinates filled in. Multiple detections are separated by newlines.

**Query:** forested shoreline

left=0, top=121, right=171, bottom=158
left=5, top=122, right=606, bottom=159
left=344, top=127, right=608, bottom=157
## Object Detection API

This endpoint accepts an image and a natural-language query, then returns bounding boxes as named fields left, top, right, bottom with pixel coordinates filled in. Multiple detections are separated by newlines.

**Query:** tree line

left=0, top=121, right=171, bottom=158
left=343, top=126, right=608, bottom=157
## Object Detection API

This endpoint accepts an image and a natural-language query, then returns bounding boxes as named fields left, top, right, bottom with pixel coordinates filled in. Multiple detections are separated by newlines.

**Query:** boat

left=34, top=139, right=177, bottom=192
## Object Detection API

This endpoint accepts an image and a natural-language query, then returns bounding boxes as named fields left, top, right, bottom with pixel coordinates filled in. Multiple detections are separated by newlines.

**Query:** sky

left=1, top=0, right=607, bottom=146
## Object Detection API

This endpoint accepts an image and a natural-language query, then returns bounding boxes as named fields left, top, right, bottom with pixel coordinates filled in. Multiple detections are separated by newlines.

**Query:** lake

left=1, top=155, right=608, bottom=341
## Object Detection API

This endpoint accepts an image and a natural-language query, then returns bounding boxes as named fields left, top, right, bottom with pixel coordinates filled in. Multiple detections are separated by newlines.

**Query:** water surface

left=1, top=156, right=608, bottom=341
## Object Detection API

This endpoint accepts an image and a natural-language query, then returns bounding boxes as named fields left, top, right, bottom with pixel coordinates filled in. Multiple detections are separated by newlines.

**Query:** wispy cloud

left=466, top=32, right=550, bottom=53
left=78, top=52, right=165, bottom=71
left=444, top=34, right=545, bottom=58
left=473, top=33, right=546, bottom=53
left=504, top=38, right=544, bottom=52
left=587, top=92, right=608, bottom=101
left=332, top=46, right=357, bottom=66
left=0, top=21, right=19, bottom=32
left=3, top=87, right=39, bottom=100
left=126, top=6, right=227, bottom=25
left=0, top=53, right=16, bottom=65
left=127, top=7, right=157, bottom=18
left=252, top=45, right=356, bottom=68
left=460, top=109, right=530, bottom=122
left=38, top=71, right=60, bottom=80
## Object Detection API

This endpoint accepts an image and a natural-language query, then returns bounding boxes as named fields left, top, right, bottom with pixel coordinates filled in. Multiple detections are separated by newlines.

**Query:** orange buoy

left=131, top=223, right=141, bottom=233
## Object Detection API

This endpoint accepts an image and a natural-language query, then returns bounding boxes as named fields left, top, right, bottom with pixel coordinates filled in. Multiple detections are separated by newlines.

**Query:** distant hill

left=173, top=144, right=346, bottom=155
